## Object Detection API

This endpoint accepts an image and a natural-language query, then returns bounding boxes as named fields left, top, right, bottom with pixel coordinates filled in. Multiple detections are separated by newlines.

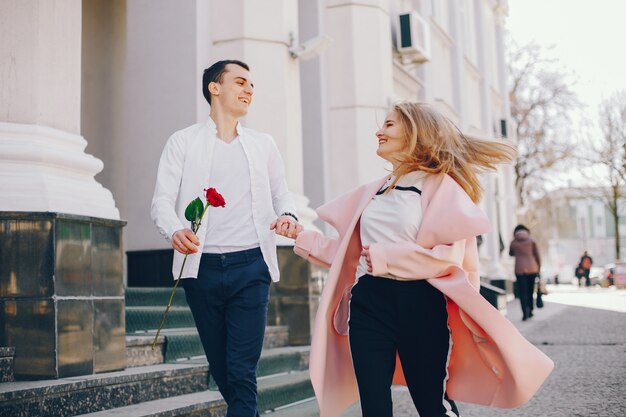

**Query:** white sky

left=506, top=0, right=626, bottom=189
left=506, top=0, right=626, bottom=111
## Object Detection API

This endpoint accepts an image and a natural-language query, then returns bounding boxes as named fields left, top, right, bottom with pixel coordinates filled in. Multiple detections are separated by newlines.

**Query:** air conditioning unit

left=396, top=11, right=431, bottom=64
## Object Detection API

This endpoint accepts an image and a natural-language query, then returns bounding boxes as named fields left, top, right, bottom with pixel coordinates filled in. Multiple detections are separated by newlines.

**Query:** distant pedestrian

left=576, top=251, right=593, bottom=287
left=509, top=224, right=541, bottom=321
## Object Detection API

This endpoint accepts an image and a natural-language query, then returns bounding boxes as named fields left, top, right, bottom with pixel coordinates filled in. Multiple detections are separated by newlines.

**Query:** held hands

left=361, top=245, right=372, bottom=273
left=270, top=215, right=303, bottom=239
left=171, top=229, right=200, bottom=254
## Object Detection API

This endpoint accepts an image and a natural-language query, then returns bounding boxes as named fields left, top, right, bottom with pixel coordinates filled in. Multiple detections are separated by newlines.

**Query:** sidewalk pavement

left=389, top=284, right=626, bottom=417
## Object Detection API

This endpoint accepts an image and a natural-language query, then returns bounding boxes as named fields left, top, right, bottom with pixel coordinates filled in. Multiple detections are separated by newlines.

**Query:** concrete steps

left=0, top=343, right=310, bottom=416
left=76, top=390, right=225, bottom=417
left=266, top=397, right=319, bottom=417
left=124, top=287, right=289, bottom=363
left=0, top=286, right=314, bottom=416
left=0, top=362, right=211, bottom=417
left=257, top=371, right=313, bottom=413
left=126, top=306, right=195, bottom=333
left=126, top=325, right=289, bottom=364
left=125, top=287, right=188, bottom=308
left=265, top=386, right=413, bottom=416
left=74, top=370, right=312, bottom=417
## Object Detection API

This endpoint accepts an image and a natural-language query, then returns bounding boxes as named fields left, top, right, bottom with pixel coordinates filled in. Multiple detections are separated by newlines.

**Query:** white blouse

left=356, top=170, right=426, bottom=279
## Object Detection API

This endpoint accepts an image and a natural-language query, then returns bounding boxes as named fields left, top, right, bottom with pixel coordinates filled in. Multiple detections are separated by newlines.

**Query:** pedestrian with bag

left=535, top=276, right=546, bottom=308
left=509, top=224, right=541, bottom=321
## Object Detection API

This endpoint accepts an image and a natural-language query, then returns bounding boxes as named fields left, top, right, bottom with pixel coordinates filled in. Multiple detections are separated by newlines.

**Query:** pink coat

left=294, top=173, right=553, bottom=417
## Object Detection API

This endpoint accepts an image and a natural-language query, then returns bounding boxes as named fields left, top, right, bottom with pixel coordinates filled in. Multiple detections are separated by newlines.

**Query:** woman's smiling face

left=375, top=110, right=407, bottom=168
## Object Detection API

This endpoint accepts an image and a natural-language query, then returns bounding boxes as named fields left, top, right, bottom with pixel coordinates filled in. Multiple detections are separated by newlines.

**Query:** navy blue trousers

left=349, top=275, right=459, bottom=417
left=182, top=248, right=270, bottom=417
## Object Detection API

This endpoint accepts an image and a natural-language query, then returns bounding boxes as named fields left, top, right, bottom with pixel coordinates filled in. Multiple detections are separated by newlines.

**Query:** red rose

left=204, top=187, right=226, bottom=207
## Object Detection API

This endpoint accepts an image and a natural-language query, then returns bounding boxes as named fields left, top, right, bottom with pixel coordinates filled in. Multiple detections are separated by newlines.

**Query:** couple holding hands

left=152, top=60, right=553, bottom=417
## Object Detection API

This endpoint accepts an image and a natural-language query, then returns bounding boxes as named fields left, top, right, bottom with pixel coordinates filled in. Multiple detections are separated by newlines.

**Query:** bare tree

left=507, top=41, right=581, bottom=205
left=593, top=91, right=626, bottom=260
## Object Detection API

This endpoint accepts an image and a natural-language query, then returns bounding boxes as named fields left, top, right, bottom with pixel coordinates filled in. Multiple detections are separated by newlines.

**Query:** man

left=151, top=60, right=300, bottom=417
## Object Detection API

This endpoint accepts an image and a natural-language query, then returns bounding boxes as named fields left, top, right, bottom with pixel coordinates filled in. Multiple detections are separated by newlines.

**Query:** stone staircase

left=0, top=287, right=314, bottom=417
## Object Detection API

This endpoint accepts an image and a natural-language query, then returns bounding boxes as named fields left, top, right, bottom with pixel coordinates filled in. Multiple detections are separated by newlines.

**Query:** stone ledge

left=126, top=336, right=165, bottom=368
left=74, top=389, right=226, bottom=417
left=0, top=211, right=126, bottom=227
left=0, top=363, right=209, bottom=417
left=0, top=363, right=209, bottom=402
left=0, top=348, right=15, bottom=383
left=0, top=347, right=15, bottom=358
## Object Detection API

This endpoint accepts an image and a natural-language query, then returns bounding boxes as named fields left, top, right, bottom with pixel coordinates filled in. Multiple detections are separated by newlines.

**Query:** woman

left=508, top=224, right=541, bottom=320
left=274, top=102, right=553, bottom=417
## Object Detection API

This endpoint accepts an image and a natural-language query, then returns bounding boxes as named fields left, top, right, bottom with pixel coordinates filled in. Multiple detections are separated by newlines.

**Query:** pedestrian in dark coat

left=509, top=224, right=541, bottom=321
left=577, top=251, right=593, bottom=287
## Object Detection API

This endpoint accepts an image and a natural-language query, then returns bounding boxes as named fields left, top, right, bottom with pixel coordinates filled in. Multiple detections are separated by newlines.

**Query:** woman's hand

left=361, top=245, right=372, bottom=273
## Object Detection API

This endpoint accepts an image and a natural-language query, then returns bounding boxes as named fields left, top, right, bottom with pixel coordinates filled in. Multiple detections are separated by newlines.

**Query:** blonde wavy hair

left=387, top=102, right=517, bottom=203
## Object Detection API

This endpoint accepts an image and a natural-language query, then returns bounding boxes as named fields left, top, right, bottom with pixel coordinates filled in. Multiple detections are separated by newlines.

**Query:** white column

left=474, top=0, right=502, bottom=278
left=324, top=0, right=394, bottom=197
left=211, top=0, right=303, bottom=194
left=449, top=1, right=467, bottom=119
left=419, top=0, right=434, bottom=103
left=493, top=1, right=517, bottom=276
left=209, top=0, right=317, bottom=235
left=299, top=0, right=330, bottom=209
left=0, top=0, right=119, bottom=220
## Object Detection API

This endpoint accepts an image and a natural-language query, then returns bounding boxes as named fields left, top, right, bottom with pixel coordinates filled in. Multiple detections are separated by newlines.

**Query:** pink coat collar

left=317, top=173, right=491, bottom=248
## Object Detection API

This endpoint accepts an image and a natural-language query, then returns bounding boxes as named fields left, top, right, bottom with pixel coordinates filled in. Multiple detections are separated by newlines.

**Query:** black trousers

left=182, top=248, right=270, bottom=417
left=516, top=273, right=537, bottom=319
left=348, top=275, right=459, bottom=417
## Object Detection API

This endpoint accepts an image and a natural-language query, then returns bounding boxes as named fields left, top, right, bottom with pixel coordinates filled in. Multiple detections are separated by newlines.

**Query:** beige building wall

left=2, top=0, right=517, bottom=279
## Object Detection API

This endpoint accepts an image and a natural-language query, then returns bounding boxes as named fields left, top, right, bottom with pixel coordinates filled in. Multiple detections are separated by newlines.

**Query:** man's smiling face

left=209, top=63, right=254, bottom=117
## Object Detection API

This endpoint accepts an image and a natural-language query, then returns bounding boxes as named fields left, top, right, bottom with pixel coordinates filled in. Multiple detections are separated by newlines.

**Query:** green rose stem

left=151, top=201, right=211, bottom=351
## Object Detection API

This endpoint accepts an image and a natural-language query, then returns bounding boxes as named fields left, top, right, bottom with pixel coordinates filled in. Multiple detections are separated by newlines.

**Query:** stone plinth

left=0, top=212, right=126, bottom=380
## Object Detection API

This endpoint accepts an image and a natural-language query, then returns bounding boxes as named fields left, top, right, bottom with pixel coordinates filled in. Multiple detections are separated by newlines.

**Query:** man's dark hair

left=202, top=60, right=250, bottom=105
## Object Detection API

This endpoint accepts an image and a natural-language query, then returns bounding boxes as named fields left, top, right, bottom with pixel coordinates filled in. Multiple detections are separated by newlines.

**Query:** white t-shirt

left=356, top=170, right=426, bottom=279
left=203, top=137, right=260, bottom=253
